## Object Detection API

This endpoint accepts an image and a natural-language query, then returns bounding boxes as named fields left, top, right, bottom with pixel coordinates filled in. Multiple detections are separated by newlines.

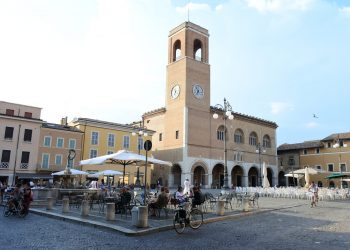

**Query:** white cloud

left=270, top=102, right=294, bottom=115
left=306, top=122, right=318, bottom=128
left=244, top=0, right=314, bottom=13
left=176, top=2, right=211, bottom=13
left=339, top=6, right=350, bottom=14
left=216, top=4, right=223, bottom=11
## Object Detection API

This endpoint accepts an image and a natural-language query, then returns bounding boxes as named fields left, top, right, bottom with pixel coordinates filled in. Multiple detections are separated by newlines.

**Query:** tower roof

left=169, top=21, right=209, bottom=37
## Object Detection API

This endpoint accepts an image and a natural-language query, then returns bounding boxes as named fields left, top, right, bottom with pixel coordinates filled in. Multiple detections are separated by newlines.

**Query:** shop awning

left=16, top=173, right=53, bottom=179
left=325, top=173, right=350, bottom=179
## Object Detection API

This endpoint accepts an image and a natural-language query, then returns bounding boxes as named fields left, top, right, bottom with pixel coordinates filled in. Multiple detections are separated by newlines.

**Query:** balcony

left=0, top=162, right=9, bottom=168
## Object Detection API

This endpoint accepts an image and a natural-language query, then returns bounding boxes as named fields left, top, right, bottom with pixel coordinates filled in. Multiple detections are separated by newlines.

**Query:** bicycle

left=173, top=200, right=203, bottom=234
left=3, top=197, right=28, bottom=218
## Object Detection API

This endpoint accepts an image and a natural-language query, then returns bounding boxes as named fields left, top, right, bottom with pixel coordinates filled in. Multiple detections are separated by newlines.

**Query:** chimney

left=61, top=117, right=68, bottom=126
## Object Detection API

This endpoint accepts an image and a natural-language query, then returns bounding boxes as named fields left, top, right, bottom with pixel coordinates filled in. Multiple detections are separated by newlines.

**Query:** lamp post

left=333, top=135, right=347, bottom=189
left=288, top=158, right=296, bottom=187
left=255, top=143, right=266, bottom=187
left=213, top=98, right=234, bottom=190
left=132, top=121, right=148, bottom=187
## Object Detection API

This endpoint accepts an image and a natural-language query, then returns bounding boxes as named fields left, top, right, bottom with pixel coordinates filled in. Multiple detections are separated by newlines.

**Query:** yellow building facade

left=70, top=118, right=154, bottom=187
left=278, top=132, right=350, bottom=188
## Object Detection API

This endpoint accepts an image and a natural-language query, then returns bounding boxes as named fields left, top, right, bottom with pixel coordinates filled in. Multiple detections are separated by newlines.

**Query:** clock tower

left=166, top=22, right=210, bottom=112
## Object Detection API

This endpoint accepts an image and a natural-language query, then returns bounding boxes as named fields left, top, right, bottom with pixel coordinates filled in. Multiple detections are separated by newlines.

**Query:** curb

left=30, top=203, right=303, bottom=236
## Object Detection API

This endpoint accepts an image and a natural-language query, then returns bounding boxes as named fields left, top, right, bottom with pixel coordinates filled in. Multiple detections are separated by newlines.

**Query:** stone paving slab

left=30, top=197, right=306, bottom=236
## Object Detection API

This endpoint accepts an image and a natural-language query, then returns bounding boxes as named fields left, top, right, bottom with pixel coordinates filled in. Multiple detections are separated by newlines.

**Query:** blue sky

left=0, top=0, right=349, bottom=145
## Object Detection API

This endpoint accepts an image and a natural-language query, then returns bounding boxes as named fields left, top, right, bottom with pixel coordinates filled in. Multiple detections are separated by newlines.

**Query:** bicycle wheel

left=189, top=208, right=203, bottom=229
left=173, top=211, right=185, bottom=234
left=3, top=203, right=11, bottom=217
left=18, top=206, right=27, bottom=218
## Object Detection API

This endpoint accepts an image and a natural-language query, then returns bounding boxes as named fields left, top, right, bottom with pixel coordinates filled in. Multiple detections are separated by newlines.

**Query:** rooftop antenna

left=187, top=0, right=190, bottom=22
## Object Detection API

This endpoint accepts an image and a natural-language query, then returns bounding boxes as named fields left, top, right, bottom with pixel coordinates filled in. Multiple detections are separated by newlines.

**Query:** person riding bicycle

left=8, top=184, right=22, bottom=211
left=175, top=186, right=187, bottom=205
left=22, top=183, right=33, bottom=214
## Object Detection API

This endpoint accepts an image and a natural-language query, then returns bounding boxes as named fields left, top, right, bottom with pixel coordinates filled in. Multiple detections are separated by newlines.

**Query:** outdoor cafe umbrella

left=293, top=168, right=318, bottom=175
left=88, top=169, right=123, bottom=178
left=80, top=150, right=172, bottom=186
left=304, top=167, right=310, bottom=188
left=51, top=169, right=89, bottom=176
left=262, top=162, right=270, bottom=188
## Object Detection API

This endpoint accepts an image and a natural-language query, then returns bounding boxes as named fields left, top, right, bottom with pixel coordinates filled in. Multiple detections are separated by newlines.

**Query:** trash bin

left=131, top=206, right=139, bottom=226
left=137, top=206, right=148, bottom=228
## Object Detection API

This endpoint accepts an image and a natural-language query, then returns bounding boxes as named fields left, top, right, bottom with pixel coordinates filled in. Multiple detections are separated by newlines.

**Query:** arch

left=267, top=168, right=273, bottom=186
left=248, top=166, right=259, bottom=187
left=278, top=171, right=286, bottom=186
left=173, top=40, right=181, bottom=62
left=249, top=131, right=258, bottom=146
left=263, top=134, right=271, bottom=148
left=231, top=165, right=244, bottom=187
left=317, top=181, right=323, bottom=187
left=234, top=129, right=244, bottom=144
left=193, top=39, right=202, bottom=61
left=329, top=181, right=335, bottom=188
left=171, top=164, right=182, bottom=187
left=192, top=165, right=206, bottom=187
left=212, top=163, right=224, bottom=189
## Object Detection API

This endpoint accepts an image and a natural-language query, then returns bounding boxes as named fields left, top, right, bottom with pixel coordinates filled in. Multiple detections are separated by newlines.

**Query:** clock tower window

left=173, top=40, right=181, bottom=62
left=194, top=39, right=203, bottom=62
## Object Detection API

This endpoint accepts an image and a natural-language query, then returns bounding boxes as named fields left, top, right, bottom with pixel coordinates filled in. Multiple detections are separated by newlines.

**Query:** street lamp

left=255, top=143, right=266, bottom=187
left=132, top=121, right=148, bottom=187
left=213, top=98, right=234, bottom=190
left=333, top=136, right=347, bottom=189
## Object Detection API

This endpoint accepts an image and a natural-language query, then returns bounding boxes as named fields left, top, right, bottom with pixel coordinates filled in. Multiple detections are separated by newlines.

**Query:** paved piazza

left=0, top=198, right=349, bottom=250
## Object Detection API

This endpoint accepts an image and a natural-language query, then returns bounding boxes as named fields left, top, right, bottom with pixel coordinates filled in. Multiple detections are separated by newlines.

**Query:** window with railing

left=20, top=151, right=30, bottom=169
left=1, top=150, right=10, bottom=168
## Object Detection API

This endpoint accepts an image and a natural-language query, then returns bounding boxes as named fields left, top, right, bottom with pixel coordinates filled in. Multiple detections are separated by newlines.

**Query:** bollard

left=62, top=197, right=69, bottom=213
left=216, top=200, right=225, bottom=216
left=243, top=197, right=250, bottom=212
left=46, top=197, right=54, bottom=210
left=106, top=203, right=115, bottom=221
left=137, top=206, right=148, bottom=228
left=81, top=200, right=89, bottom=217
left=131, top=206, right=139, bottom=227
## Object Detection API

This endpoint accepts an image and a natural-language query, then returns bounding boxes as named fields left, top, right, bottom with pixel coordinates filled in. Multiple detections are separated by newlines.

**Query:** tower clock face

left=192, top=84, right=204, bottom=99
left=171, top=84, right=180, bottom=99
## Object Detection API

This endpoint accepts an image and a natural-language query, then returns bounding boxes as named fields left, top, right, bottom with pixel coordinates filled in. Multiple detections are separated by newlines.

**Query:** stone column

left=106, top=203, right=115, bottom=221
left=46, top=197, right=54, bottom=210
left=62, top=197, right=69, bottom=213
left=81, top=200, right=89, bottom=217
left=216, top=200, right=225, bottom=216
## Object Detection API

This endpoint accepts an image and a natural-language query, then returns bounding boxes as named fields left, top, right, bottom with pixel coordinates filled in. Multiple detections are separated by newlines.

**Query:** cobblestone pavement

left=0, top=198, right=349, bottom=250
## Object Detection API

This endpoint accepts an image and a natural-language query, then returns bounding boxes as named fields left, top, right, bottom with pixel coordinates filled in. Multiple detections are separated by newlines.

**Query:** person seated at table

left=175, top=186, right=187, bottom=205
left=148, top=187, right=169, bottom=216
left=191, top=186, right=203, bottom=208
left=115, top=187, right=132, bottom=213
